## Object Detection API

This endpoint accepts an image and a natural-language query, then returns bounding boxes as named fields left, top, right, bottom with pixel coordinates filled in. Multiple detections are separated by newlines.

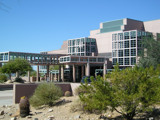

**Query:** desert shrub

left=74, top=86, right=88, bottom=96
left=14, top=77, right=24, bottom=83
left=64, top=91, right=71, bottom=97
left=0, top=74, right=7, bottom=83
left=30, top=82, right=63, bottom=107
left=70, top=99, right=85, bottom=112
left=79, top=65, right=160, bottom=120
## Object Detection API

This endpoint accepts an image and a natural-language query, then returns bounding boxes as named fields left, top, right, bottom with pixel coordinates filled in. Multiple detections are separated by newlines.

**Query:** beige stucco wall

left=90, top=31, right=121, bottom=57
left=144, top=19, right=160, bottom=33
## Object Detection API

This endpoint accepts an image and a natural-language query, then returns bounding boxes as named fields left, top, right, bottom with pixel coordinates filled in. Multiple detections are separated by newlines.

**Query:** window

left=98, top=58, right=104, bottom=62
left=118, top=41, right=123, bottom=48
left=125, top=58, right=129, bottom=65
left=131, top=57, right=136, bottom=65
left=112, top=50, right=117, bottom=57
left=119, top=58, right=123, bottom=65
left=118, top=50, right=123, bottom=57
left=112, top=34, right=117, bottom=41
left=112, top=42, right=117, bottom=49
left=131, top=49, right=136, bottom=56
left=124, top=49, right=129, bottom=56
left=131, top=40, right=136, bottom=47
left=124, top=32, right=129, bottom=39
left=118, top=33, right=123, bottom=40
left=113, top=58, right=117, bottom=65
left=124, top=41, right=129, bottom=48
left=91, top=39, right=96, bottom=45
left=130, top=31, right=136, bottom=39
left=91, top=46, right=95, bottom=52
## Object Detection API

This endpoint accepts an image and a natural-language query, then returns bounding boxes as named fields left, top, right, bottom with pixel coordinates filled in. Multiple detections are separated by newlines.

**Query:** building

left=0, top=18, right=160, bottom=82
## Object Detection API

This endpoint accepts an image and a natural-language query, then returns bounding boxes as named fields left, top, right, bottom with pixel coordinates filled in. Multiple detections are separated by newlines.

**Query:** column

left=58, top=65, right=61, bottom=82
left=37, top=65, right=39, bottom=82
left=85, top=62, right=90, bottom=76
left=46, top=65, right=50, bottom=82
left=81, top=65, right=84, bottom=78
left=73, top=64, right=76, bottom=82
left=61, top=65, right=64, bottom=82
left=103, top=60, right=107, bottom=79
left=28, top=71, right=30, bottom=82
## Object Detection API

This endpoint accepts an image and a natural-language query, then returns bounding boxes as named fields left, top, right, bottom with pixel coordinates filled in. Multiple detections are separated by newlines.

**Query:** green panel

left=102, top=19, right=123, bottom=28
left=100, top=26, right=121, bottom=33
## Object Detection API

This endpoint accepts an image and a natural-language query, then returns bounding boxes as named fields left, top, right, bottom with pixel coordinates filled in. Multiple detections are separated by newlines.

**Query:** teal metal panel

left=102, top=19, right=123, bottom=28
left=100, top=26, right=121, bottom=33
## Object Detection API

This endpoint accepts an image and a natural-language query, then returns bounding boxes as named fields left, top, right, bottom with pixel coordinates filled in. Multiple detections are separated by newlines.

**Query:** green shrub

left=30, top=82, right=63, bottom=107
left=0, top=74, right=7, bottom=83
left=74, top=86, right=87, bottom=96
left=64, top=91, right=71, bottom=97
left=14, top=77, right=24, bottom=83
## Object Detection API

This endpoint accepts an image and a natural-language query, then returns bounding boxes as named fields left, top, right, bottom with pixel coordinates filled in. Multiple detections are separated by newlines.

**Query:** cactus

left=19, top=96, right=30, bottom=117
left=64, top=91, right=71, bottom=97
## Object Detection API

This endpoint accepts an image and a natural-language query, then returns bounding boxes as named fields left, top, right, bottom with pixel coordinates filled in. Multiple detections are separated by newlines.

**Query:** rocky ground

left=0, top=96, right=117, bottom=120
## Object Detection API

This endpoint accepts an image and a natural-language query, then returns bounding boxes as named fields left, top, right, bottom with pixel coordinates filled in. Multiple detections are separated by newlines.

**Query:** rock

left=48, top=109, right=53, bottom=112
left=27, top=115, right=32, bottom=118
left=0, top=116, right=4, bottom=119
left=10, top=117, right=17, bottom=120
left=9, top=113, right=12, bottom=116
left=74, top=115, right=80, bottom=119
left=0, top=110, right=4, bottom=115
left=48, top=115, right=54, bottom=120
left=35, top=111, right=42, bottom=115
left=33, top=118, right=39, bottom=120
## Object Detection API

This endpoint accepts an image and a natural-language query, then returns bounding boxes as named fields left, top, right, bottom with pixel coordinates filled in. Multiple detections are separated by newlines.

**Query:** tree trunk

left=16, top=71, right=19, bottom=78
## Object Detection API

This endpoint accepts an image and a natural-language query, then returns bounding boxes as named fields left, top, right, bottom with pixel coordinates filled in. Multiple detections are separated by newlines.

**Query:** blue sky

left=0, top=0, right=160, bottom=53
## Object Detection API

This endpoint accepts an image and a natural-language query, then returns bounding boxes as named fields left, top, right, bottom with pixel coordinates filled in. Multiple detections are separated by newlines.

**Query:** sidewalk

left=0, top=89, right=13, bottom=106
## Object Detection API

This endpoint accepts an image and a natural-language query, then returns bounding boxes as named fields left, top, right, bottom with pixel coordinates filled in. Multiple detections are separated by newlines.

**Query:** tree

left=138, top=36, right=160, bottom=68
left=0, top=58, right=32, bottom=78
left=79, top=65, right=160, bottom=120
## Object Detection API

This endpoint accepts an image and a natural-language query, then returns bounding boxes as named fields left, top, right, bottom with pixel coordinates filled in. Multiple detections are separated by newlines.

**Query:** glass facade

left=68, top=37, right=97, bottom=56
left=112, top=30, right=152, bottom=66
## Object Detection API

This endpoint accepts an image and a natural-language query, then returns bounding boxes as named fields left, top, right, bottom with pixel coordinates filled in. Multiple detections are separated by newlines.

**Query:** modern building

left=0, top=18, right=160, bottom=82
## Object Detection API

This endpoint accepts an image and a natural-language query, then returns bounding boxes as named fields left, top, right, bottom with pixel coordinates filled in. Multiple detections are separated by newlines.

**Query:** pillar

left=46, top=65, right=50, bottom=82
left=73, top=64, right=76, bottom=82
left=85, top=62, right=90, bottom=76
left=28, top=71, right=30, bottom=82
left=103, top=60, right=107, bottom=79
left=81, top=65, right=84, bottom=78
left=37, top=65, right=39, bottom=82
left=58, top=65, right=61, bottom=81
left=61, top=65, right=64, bottom=82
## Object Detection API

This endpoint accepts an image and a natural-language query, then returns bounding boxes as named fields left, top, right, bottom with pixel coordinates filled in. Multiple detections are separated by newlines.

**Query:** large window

left=119, top=58, right=123, bottom=65
left=124, top=41, right=129, bottom=48
left=124, top=49, right=129, bottom=56
left=125, top=58, right=129, bottom=65
left=118, top=50, right=123, bottom=57
left=131, top=49, right=136, bottom=56
left=130, top=31, right=136, bottom=39
left=124, top=32, right=129, bottom=39
left=113, top=58, right=117, bottom=65
left=112, top=50, right=117, bottom=57
left=118, top=33, right=123, bottom=40
left=131, top=57, right=136, bottom=65
left=131, top=40, right=136, bottom=47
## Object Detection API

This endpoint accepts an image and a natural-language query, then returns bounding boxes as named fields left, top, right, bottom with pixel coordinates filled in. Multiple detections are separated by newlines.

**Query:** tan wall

left=144, top=19, right=160, bottom=33
left=90, top=31, right=121, bottom=57
left=13, top=83, right=72, bottom=103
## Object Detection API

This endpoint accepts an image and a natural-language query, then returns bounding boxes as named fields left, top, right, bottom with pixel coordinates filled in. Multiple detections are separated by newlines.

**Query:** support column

left=28, top=71, right=30, bottom=82
left=85, top=62, right=90, bottom=76
left=46, top=65, right=50, bottom=82
left=59, top=65, right=61, bottom=82
left=103, top=60, right=107, bottom=79
left=73, top=64, right=76, bottom=82
left=61, top=65, right=64, bottom=82
left=81, top=65, right=84, bottom=78
left=37, top=65, right=39, bottom=82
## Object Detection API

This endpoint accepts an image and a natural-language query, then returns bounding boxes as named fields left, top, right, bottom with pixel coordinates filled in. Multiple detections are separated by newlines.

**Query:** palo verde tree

left=79, top=65, right=160, bottom=120
left=0, top=58, right=32, bottom=79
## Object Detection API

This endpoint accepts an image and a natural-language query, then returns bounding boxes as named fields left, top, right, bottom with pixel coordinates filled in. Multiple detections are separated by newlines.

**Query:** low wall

left=13, top=83, right=72, bottom=104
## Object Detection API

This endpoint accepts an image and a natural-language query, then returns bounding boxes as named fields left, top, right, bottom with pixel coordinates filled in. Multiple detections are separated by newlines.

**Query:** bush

left=14, top=77, right=24, bottom=83
left=30, top=82, right=63, bottom=107
left=0, top=74, right=7, bottom=83
left=74, top=86, right=88, bottom=96
left=64, top=91, right=71, bottom=97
